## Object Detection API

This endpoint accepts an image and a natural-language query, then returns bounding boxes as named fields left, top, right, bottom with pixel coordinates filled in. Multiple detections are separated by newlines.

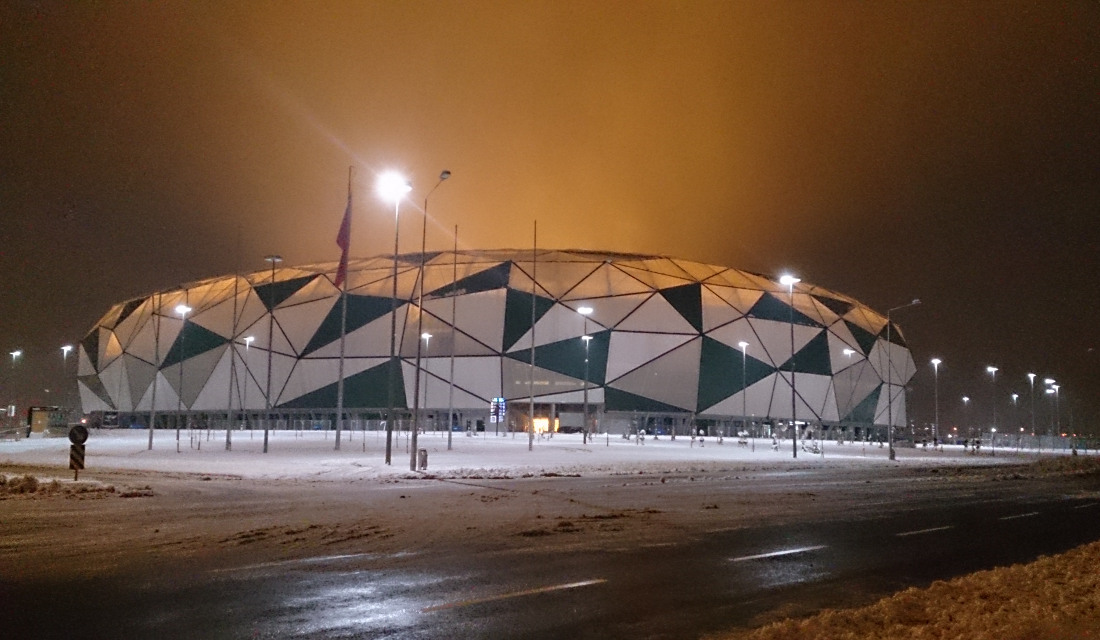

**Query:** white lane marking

left=1073, top=503, right=1096, bottom=509
left=422, top=578, right=607, bottom=612
left=210, top=552, right=412, bottom=574
left=998, top=511, right=1040, bottom=521
left=895, top=525, right=954, bottom=537
left=730, top=545, right=828, bottom=563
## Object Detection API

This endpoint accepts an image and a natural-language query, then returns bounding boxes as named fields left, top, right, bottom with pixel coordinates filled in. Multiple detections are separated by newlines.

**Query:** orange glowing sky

left=2, top=1, right=1098, bottom=424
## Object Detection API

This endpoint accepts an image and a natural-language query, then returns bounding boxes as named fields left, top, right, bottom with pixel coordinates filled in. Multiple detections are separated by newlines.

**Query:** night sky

left=2, top=2, right=1097, bottom=432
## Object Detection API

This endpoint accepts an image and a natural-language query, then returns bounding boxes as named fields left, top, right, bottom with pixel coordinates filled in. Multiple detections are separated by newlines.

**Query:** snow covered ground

left=0, top=428, right=1040, bottom=480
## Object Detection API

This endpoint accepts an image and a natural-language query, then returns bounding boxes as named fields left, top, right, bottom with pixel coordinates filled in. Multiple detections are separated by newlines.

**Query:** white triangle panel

left=606, top=331, right=694, bottom=382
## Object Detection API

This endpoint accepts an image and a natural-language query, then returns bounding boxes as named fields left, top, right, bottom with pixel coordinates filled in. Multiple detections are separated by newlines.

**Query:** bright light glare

left=61, top=345, right=73, bottom=356
left=421, top=332, right=432, bottom=340
left=377, top=171, right=412, bottom=203
left=10, top=350, right=22, bottom=358
left=175, top=304, right=192, bottom=316
left=1044, top=378, right=1055, bottom=385
left=779, top=274, right=800, bottom=286
left=243, top=336, right=255, bottom=349
left=738, top=341, right=749, bottom=349
left=931, top=357, right=941, bottom=366
left=986, top=366, right=998, bottom=374
left=577, top=306, right=593, bottom=315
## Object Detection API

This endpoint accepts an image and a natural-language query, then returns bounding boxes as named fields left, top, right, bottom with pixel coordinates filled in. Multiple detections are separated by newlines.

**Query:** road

left=5, top=463, right=1099, bottom=639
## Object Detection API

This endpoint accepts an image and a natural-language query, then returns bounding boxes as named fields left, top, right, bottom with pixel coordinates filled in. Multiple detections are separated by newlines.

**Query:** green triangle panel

left=604, top=387, right=685, bottom=414
left=778, top=331, right=833, bottom=375
left=697, top=336, right=774, bottom=410
left=114, top=298, right=145, bottom=329
left=878, top=322, right=908, bottom=347
left=658, top=283, right=703, bottom=332
left=301, top=294, right=395, bottom=356
left=78, top=374, right=115, bottom=409
left=162, top=322, right=230, bottom=369
left=505, top=330, right=610, bottom=385
left=811, top=294, right=853, bottom=317
left=502, top=288, right=556, bottom=351
left=428, top=261, right=510, bottom=297
left=82, top=330, right=100, bottom=372
left=253, top=275, right=319, bottom=312
left=278, top=359, right=405, bottom=409
left=844, top=320, right=878, bottom=355
left=748, top=293, right=820, bottom=327
left=843, top=385, right=881, bottom=424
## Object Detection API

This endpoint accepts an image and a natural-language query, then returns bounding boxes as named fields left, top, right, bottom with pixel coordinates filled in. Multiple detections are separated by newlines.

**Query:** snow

left=0, top=429, right=1031, bottom=480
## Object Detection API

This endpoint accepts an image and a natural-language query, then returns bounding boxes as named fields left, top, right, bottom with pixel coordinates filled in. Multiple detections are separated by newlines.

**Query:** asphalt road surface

left=6, top=465, right=1100, bottom=639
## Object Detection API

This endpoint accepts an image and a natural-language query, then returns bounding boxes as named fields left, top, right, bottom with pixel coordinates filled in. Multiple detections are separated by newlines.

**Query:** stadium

left=77, top=250, right=915, bottom=439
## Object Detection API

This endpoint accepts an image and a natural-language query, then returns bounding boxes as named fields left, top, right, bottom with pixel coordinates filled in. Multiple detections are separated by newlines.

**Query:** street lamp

left=175, top=303, right=192, bottom=450
left=61, top=345, right=74, bottom=422
left=578, top=306, right=594, bottom=440
left=1027, top=373, right=1036, bottom=440
left=10, top=350, right=21, bottom=365
left=409, top=170, right=450, bottom=471
left=885, top=299, right=921, bottom=460
left=779, top=274, right=799, bottom=458
left=739, top=341, right=750, bottom=450
left=986, top=366, right=998, bottom=452
left=263, top=255, right=282, bottom=454
left=962, top=395, right=971, bottom=440
left=1051, top=384, right=1061, bottom=436
left=378, top=171, right=412, bottom=466
left=931, top=358, right=942, bottom=448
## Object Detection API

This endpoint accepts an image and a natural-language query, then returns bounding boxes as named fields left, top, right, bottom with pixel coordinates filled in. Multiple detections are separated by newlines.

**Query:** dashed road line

left=422, top=579, right=607, bottom=612
left=895, top=525, right=954, bottom=537
left=1073, top=503, right=1096, bottom=510
left=730, top=545, right=828, bottom=562
left=998, top=511, right=1040, bottom=521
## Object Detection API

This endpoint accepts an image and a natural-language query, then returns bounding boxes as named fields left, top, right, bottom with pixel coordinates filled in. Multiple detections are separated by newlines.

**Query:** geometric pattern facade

left=78, top=250, right=915, bottom=426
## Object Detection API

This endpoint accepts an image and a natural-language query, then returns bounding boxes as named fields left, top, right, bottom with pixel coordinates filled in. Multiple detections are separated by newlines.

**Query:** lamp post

left=60, top=345, right=73, bottom=420
left=962, top=396, right=970, bottom=440
left=779, top=274, right=799, bottom=458
left=577, top=306, right=593, bottom=440
left=1027, top=372, right=1036, bottom=439
left=1047, top=384, right=1056, bottom=439
left=739, top=341, right=750, bottom=450
left=986, top=366, right=998, bottom=454
left=174, top=303, right=191, bottom=451
left=1011, top=393, right=1019, bottom=450
left=1044, top=378, right=1056, bottom=438
left=377, top=172, right=412, bottom=466
left=242, top=336, right=254, bottom=434
left=8, top=350, right=21, bottom=430
left=420, top=332, right=432, bottom=428
left=885, top=299, right=921, bottom=461
left=931, top=358, right=942, bottom=448
left=409, top=170, right=450, bottom=471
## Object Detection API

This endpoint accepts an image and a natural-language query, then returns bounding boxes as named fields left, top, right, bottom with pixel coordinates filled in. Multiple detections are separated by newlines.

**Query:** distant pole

left=378, top=172, right=412, bottom=466
left=226, top=273, right=240, bottom=451
left=529, top=221, right=537, bottom=452
left=148, top=291, right=161, bottom=450
left=263, top=255, right=283, bottom=453
left=175, top=296, right=191, bottom=453
left=410, top=170, right=450, bottom=471
left=931, top=358, right=942, bottom=448
left=446, top=225, right=458, bottom=451
left=739, top=341, right=750, bottom=451
left=779, top=274, right=799, bottom=459
left=886, top=299, right=921, bottom=460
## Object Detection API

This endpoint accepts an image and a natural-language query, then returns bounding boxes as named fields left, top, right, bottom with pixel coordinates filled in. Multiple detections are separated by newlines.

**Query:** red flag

left=334, top=189, right=352, bottom=288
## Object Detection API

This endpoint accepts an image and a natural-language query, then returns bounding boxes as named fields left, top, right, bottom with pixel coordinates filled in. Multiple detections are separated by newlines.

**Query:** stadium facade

left=77, top=250, right=915, bottom=437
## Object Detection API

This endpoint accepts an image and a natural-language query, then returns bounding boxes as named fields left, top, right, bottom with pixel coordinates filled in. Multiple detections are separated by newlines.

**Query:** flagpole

left=334, top=166, right=353, bottom=451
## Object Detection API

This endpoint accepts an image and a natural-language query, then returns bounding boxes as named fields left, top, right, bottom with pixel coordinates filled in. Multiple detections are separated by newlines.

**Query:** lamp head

left=779, top=274, right=800, bottom=287
left=577, top=306, right=593, bottom=316
left=439, top=170, right=451, bottom=181
left=175, top=304, right=192, bottom=317
left=931, top=357, right=941, bottom=367
left=377, top=171, right=412, bottom=203
left=986, top=366, right=998, bottom=374
left=738, top=341, right=749, bottom=350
